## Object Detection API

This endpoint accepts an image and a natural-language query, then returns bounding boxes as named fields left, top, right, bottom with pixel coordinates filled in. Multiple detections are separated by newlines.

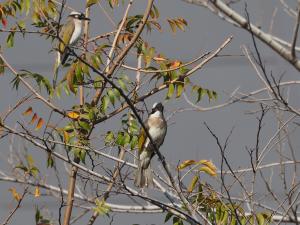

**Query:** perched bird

left=135, top=102, right=167, bottom=188
left=58, top=11, right=90, bottom=65
left=53, top=11, right=90, bottom=87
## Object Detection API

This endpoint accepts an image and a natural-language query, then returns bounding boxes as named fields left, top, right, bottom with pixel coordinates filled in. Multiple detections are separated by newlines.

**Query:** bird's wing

left=138, top=121, right=149, bottom=154
left=58, top=19, right=75, bottom=54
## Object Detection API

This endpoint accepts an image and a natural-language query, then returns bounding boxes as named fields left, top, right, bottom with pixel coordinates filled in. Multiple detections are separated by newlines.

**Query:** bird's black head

left=69, top=12, right=90, bottom=21
left=151, top=102, right=164, bottom=114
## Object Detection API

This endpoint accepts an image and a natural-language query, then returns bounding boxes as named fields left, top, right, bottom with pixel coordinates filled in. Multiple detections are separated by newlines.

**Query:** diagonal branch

left=291, top=4, right=300, bottom=58
left=91, top=0, right=154, bottom=106
left=183, top=0, right=300, bottom=71
left=0, top=53, right=65, bottom=116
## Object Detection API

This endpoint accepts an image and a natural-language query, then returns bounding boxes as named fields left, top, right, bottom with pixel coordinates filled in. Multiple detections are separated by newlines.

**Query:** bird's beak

left=82, top=17, right=90, bottom=21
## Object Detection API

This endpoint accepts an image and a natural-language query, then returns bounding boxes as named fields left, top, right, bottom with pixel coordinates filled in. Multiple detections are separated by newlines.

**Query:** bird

left=135, top=102, right=167, bottom=188
left=58, top=11, right=90, bottom=65
left=53, top=11, right=90, bottom=87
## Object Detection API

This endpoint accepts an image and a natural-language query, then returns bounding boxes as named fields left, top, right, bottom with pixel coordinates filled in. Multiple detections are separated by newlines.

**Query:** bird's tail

left=53, top=52, right=60, bottom=89
left=134, top=160, right=153, bottom=188
left=60, top=48, right=70, bottom=65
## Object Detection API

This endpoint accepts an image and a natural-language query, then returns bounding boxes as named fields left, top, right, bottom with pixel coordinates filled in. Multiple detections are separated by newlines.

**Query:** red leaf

left=1, top=18, right=7, bottom=27
left=22, top=107, right=33, bottom=116
left=29, top=113, right=38, bottom=125
left=35, top=118, right=44, bottom=130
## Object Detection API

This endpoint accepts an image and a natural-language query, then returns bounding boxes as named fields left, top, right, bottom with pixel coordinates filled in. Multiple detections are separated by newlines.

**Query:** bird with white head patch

left=135, top=102, right=167, bottom=188
left=53, top=11, right=90, bottom=88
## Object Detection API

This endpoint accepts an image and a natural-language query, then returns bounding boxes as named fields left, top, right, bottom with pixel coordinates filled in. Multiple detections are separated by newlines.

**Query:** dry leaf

left=29, top=113, right=38, bottom=125
left=170, top=60, right=181, bottom=69
left=35, top=118, right=44, bottom=130
left=9, top=187, right=21, bottom=201
left=22, top=107, right=33, bottom=116
left=153, top=54, right=167, bottom=61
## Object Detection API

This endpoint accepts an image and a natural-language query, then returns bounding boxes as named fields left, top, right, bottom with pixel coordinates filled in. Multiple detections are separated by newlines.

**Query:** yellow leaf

left=8, top=188, right=21, bottom=201
left=178, top=18, right=188, bottom=26
left=67, top=111, right=80, bottom=119
left=199, top=166, right=217, bottom=177
left=138, top=129, right=146, bottom=153
left=63, top=130, right=69, bottom=143
left=178, top=160, right=196, bottom=170
left=199, top=160, right=217, bottom=172
left=34, top=186, right=40, bottom=198
left=22, top=107, right=33, bottom=116
left=188, top=175, right=199, bottom=192
left=35, top=118, right=44, bottom=130
left=167, top=19, right=177, bottom=33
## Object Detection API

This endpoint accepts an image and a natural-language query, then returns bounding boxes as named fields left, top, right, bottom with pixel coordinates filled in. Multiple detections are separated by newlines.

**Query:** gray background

left=1, top=0, right=300, bottom=224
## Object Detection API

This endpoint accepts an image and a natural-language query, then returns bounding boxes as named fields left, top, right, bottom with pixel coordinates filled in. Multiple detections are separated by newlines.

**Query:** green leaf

left=230, top=216, right=237, bottom=225
left=130, top=135, right=138, bottom=150
left=17, top=20, right=26, bottom=31
left=212, top=91, right=218, bottom=100
left=0, top=57, right=5, bottom=75
left=94, top=199, right=110, bottom=216
left=221, top=210, right=229, bottom=224
left=82, top=62, right=90, bottom=76
left=47, top=153, right=54, bottom=168
left=173, top=217, right=183, bottom=225
left=35, top=208, right=41, bottom=223
left=7, top=32, right=15, bottom=48
left=116, top=132, right=125, bottom=146
left=91, top=55, right=102, bottom=70
left=30, top=167, right=39, bottom=177
left=256, top=213, right=265, bottom=225
left=101, top=95, right=109, bottom=113
left=123, top=132, right=130, bottom=146
left=79, top=150, right=86, bottom=163
left=107, top=89, right=115, bottom=106
left=15, top=164, right=28, bottom=173
left=105, top=131, right=114, bottom=145
left=113, top=88, right=121, bottom=101
left=75, top=63, right=83, bottom=83
left=21, top=0, right=30, bottom=15
left=197, top=87, right=206, bottom=102
left=164, top=212, right=173, bottom=223
left=240, top=216, right=247, bottom=225
left=64, top=125, right=74, bottom=133
left=86, top=0, right=99, bottom=8
left=94, top=76, right=103, bottom=89
left=118, top=79, right=128, bottom=92
left=78, top=120, right=91, bottom=131
left=176, top=83, right=184, bottom=98
left=166, top=83, right=174, bottom=99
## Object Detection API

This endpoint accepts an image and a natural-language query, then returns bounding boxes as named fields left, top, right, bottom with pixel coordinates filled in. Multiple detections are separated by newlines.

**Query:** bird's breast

left=148, top=126, right=166, bottom=141
left=70, top=20, right=82, bottom=45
